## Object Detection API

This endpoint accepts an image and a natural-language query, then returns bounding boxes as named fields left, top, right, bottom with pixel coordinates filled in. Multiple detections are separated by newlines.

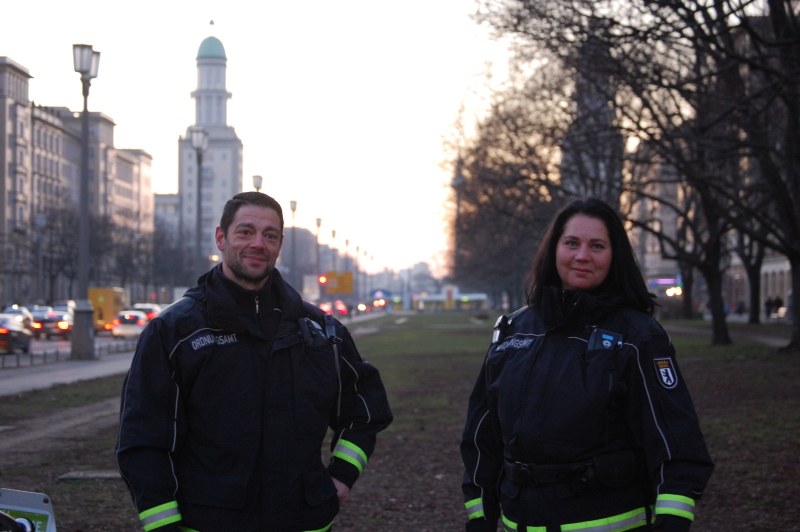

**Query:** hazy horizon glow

left=1, top=1, right=510, bottom=275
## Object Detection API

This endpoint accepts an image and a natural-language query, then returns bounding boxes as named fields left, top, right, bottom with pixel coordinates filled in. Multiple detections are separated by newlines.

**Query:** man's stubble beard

left=226, top=251, right=276, bottom=286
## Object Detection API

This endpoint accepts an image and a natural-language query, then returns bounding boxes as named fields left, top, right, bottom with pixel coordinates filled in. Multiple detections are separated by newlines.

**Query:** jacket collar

left=186, top=264, right=303, bottom=336
left=540, top=285, right=622, bottom=331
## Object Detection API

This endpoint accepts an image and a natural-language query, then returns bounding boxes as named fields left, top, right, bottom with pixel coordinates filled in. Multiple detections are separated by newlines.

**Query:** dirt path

left=0, top=397, right=119, bottom=468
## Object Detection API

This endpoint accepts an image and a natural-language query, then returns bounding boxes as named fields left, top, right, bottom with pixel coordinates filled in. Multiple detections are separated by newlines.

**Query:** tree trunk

left=746, top=268, right=762, bottom=325
left=703, top=269, right=733, bottom=345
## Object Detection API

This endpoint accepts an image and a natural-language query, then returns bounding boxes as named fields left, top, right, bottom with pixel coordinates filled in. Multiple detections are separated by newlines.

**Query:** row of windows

left=35, top=154, right=60, bottom=176
left=115, top=184, right=133, bottom=199
left=36, top=178, right=60, bottom=197
left=5, top=73, right=28, bottom=103
left=186, top=150, right=235, bottom=162
left=116, top=206, right=135, bottom=219
left=35, top=128, right=60, bottom=153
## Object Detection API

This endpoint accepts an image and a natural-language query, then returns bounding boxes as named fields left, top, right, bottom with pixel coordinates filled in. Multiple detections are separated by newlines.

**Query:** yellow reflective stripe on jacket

left=560, top=506, right=648, bottom=532
left=502, top=514, right=546, bottom=532
left=332, top=438, right=368, bottom=473
left=465, top=497, right=484, bottom=519
left=502, top=514, right=518, bottom=532
left=656, top=494, right=696, bottom=521
left=503, top=507, right=647, bottom=532
left=139, top=501, right=181, bottom=531
left=305, top=516, right=335, bottom=532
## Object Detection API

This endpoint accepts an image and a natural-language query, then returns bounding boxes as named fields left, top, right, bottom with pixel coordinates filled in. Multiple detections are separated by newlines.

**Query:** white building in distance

left=175, top=36, right=243, bottom=266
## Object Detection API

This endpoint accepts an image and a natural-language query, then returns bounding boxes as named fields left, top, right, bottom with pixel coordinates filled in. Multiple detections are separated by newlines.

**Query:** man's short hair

left=219, top=192, right=284, bottom=236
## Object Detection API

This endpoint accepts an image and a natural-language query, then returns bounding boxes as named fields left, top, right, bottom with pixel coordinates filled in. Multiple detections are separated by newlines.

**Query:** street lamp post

left=290, top=200, right=297, bottom=288
left=191, top=127, right=208, bottom=276
left=355, top=245, right=360, bottom=301
left=331, top=230, right=337, bottom=271
left=315, top=218, right=322, bottom=277
left=71, top=43, right=100, bottom=360
left=253, top=174, right=263, bottom=192
left=34, top=213, right=47, bottom=303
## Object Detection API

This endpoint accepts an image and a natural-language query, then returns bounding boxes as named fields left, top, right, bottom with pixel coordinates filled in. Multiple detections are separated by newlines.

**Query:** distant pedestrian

left=765, top=297, right=774, bottom=320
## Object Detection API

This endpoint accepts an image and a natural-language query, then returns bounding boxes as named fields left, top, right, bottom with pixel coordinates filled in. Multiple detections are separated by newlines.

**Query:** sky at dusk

left=1, top=1, right=511, bottom=274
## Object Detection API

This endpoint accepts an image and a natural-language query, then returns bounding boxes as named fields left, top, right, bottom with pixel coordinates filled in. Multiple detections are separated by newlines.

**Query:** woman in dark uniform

left=461, top=198, right=713, bottom=532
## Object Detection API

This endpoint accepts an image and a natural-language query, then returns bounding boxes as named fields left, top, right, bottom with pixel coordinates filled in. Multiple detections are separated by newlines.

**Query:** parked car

left=0, top=313, right=32, bottom=353
left=1, top=305, right=34, bottom=330
left=131, top=303, right=163, bottom=320
left=30, top=306, right=54, bottom=338
left=33, top=311, right=74, bottom=340
left=111, top=310, right=149, bottom=339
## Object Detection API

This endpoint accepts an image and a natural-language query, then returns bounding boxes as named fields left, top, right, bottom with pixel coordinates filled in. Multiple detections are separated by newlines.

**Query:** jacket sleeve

left=626, top=326, right=714, bottom=532
left=327, top=323, right=393, bottom=488
left=116, top=318, right=185, bottom=532
left=460, top=353, right=504, bottom=532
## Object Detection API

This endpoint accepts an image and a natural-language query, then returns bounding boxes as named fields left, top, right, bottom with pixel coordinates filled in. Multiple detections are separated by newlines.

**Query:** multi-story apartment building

left=0, top=56, right=153, bottom=305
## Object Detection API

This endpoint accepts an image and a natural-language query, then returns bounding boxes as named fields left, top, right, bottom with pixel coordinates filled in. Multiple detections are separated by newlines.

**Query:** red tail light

left=105, top=322, right=115, bottom=330
left=146, top=311, right=156, bottom=320
left=113, top=319, right=121, bottom=326
left=32, top=323, right=43, bottom=329
left=57, top=321, right=70, bottom=330
left=0, top=328, right=8, bottom=334
left=137, top=319, right=146, bottom=326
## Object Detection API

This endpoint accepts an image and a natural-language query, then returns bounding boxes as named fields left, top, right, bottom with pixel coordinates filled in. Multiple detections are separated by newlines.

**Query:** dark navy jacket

left=116, top=266, right=392, bottom=532
left=461, top=287, right=713, bottom=532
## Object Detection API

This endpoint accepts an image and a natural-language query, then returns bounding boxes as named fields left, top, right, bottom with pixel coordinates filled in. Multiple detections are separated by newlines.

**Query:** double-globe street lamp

left=71, top=44, right=100, bottom=360
left=190, top=127, right=209, bottom=275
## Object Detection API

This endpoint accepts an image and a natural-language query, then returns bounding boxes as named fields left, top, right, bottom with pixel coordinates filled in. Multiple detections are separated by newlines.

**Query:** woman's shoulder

left=504, top=305, right=546, bottom=333
left=608, top=306, right=667, bottom=340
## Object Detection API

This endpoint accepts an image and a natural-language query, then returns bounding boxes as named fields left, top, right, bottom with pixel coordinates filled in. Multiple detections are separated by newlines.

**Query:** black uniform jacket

left=461, top=287, right=713, bottom=532
left=116, top=266, right=392, bottom=532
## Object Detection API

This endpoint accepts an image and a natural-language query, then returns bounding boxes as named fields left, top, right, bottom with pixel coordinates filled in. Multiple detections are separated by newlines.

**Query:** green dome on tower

left=197, top=36, right=226, bottom=60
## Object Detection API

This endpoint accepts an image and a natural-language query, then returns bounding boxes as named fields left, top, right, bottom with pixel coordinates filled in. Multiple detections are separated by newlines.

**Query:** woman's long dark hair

left=525, top=198, right=655, bottom=314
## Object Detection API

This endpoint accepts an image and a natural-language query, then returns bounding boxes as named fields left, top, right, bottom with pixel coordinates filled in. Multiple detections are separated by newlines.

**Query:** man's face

left=215, top=205, right=284, bottom=290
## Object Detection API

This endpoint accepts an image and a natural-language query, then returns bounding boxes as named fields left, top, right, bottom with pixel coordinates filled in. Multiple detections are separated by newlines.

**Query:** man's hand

left=331, top=477, right=350, bottom=505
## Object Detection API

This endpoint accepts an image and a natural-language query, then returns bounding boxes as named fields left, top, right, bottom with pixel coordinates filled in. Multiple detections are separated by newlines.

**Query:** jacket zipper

left=255, top=295, right=259, bottom=314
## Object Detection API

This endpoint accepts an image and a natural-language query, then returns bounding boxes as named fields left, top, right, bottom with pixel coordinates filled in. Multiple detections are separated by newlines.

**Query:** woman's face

left=555, top=214, right=613, bottom=291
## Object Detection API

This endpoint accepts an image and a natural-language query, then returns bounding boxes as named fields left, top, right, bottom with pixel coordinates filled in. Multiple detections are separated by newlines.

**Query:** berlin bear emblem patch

left=653, top=358, right=678, bottom=389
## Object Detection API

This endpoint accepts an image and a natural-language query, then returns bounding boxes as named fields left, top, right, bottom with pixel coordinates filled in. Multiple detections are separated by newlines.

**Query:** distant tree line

left=448, top=0, right=800, bottom=350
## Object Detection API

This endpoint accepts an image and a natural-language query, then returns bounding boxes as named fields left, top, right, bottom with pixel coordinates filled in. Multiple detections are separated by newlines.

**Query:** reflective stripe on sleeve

left=502, top=514, right=518, bottom=532
left=139, top=501, right=181, bottom=531
left=179, top=528, right=199, bottom=532
left=465, top=497, right=484, bottom=519
left=560, top=506, right=648, bottom=532
left=305, top=516, right=336, bottom=532
left=332, top=438, right=368, bottom=473
left=656, top=494, right=696, bottom=521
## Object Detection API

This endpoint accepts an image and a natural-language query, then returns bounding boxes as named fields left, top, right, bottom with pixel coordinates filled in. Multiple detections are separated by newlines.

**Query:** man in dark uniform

left=117, top=192, right=392, bottom=532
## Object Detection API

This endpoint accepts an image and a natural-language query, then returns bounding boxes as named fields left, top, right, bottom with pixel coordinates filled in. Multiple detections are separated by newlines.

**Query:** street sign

left=324, top=271, right=353, bottom=294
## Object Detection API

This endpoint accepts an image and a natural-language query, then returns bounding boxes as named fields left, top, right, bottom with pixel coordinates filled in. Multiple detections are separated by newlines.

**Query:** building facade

left=0, top=56, right=154, bottom=305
